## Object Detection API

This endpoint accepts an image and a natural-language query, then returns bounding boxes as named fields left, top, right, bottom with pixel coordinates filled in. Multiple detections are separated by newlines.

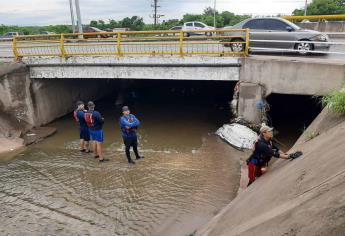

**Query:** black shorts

left=80, top=126, right=90, bottom=141
left=123, top=137, right=138, bottom=147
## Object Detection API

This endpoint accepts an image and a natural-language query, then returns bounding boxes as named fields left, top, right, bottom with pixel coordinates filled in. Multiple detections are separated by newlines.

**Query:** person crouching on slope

left=120, top=106, right=144, bottom=164
left=85, top=101, right=109, bottom=162
left=73, top=101, right=90, bottom=153
left=247, top=125, right=290, bottom=186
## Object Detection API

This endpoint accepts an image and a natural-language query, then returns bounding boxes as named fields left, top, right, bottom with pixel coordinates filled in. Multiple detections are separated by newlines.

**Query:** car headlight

left=311, top=34, right=328, bottom=41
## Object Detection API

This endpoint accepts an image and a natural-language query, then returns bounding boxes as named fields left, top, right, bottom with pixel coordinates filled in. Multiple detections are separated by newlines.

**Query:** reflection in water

left=0, top=80, right=245, bottom=235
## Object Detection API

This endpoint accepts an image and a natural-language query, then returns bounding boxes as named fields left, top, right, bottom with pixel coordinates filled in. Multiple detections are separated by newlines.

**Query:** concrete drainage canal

left=0, top=75, right=324, bottom=235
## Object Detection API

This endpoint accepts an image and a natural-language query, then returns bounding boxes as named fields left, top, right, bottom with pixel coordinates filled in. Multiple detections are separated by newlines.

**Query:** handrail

left=13, top=29, right=250, bottom=59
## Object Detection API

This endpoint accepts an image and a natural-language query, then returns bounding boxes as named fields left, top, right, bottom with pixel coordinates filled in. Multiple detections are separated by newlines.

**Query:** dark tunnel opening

left=45, top=79, right=237, bottom=152
left=266, top=93, right=323, bottom=150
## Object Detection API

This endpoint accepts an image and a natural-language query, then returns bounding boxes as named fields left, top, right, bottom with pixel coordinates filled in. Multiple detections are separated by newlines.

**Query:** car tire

left=230, top=38, right=245, bottom=52
left=97, top=34, right=101, bottom=39
left=295, top=41, right=314, bottom=55
left=183, top=32, right=190, bottom=37
left=205, top=32, right=212, bottom=37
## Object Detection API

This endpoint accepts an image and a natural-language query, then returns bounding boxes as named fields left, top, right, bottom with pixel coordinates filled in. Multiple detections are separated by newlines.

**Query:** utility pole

left=304, top=0, right=308, bottom=16
left=151, top=0, right=163, bottom=28
left=69, top=0, right=76, bottom=33
left=213, top=0, right=217, bottom=28
left=75, top=0, right=83, bottom=37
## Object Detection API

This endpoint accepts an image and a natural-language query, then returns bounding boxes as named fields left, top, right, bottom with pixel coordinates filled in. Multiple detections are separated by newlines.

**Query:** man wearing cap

left=85, top=101, right=108, bottom=162
left=247, top=125, right=290, bottom=186
left=120, top=106, right=143, bottom=164
left=73, top=101, right=90, bottom=153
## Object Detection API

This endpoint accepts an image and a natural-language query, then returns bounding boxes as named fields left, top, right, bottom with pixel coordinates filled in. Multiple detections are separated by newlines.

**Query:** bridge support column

left=238, top=82, right=265, bottom=125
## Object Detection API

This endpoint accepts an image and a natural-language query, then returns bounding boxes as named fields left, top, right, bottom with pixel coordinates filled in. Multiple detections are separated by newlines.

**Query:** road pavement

left=1, top=38, right=344, bottom=61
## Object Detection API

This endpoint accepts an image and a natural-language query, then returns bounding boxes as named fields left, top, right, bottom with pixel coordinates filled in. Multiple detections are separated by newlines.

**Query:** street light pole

left=213, top=0, right=217, bottom=28
left=69, top=0, right=76, bottom=33
left=304, top=0, right=308, bottom=16
left=75, top=0, right=83, bottom=37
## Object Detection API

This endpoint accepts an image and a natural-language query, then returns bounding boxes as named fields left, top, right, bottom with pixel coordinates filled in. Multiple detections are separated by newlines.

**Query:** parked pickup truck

left=0, top=32, right=24, bottom=41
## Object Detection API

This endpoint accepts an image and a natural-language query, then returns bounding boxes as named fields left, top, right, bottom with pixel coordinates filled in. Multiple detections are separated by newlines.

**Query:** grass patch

left=305, top=131, right=319, bottom=141
left=322, top=88, right=345, bottom=115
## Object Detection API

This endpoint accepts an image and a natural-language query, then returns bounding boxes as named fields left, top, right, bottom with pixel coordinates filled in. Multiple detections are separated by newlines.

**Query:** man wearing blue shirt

left=85, top=101, right=108, bottom=162
left=120, top=106, right=143, bottom=164
left=73, top=101, right=90, bottom=153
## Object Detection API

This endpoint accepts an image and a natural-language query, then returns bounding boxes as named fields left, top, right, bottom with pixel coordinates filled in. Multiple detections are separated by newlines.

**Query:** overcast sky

left=0, top=0, right=307, bottom=26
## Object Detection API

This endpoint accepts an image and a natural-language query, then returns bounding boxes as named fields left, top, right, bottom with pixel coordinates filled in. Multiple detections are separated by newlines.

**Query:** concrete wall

left=0, top=62, right=114, bottom=137
left=197, top=109, right=345, bottom=236
left=296, top=21, right=345, bottom=33
left=0, top=63, right=35, bottom=137
left=25, top=56, right=241, bottom=81
left=237, top=83, right=264, bottom=124
left=240, top=56, right=345, bottom=96
left=237, top=56, right=345, bottom=124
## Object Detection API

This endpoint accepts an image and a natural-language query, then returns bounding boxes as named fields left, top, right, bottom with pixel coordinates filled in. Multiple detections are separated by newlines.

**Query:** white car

left=182, top=22, right=214, bottom=37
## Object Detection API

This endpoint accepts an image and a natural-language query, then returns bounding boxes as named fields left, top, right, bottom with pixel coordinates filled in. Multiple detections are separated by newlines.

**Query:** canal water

left=0, top=80, right=246, bottom=236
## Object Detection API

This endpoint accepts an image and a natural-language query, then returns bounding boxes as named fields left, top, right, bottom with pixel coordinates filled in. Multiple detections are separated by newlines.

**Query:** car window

left=264, top=19, right=289, bottom=31
left=243, top=19, right=265, bottom=30
left=194, top=23, right=205, bottom=28
left=186, top=23, right=193, bottom=27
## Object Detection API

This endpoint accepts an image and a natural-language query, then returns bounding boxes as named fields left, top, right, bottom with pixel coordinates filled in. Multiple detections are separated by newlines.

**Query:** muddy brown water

left=0, top=87, right=246, bottom=236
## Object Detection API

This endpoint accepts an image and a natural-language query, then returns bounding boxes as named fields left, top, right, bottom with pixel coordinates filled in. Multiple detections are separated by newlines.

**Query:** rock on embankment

left=197, top=108, right=345, bottom=236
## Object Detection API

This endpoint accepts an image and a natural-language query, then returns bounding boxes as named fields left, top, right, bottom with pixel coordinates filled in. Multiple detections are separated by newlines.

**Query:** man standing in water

left=73, top=101, right=90, bottom=153
left=120, top=106, right=143, bottom=164
left=85, top=101, right=108, bottom=162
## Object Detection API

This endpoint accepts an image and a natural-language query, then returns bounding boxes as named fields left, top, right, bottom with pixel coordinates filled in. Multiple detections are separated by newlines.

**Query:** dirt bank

left=197, top=108, right=345, bottom=236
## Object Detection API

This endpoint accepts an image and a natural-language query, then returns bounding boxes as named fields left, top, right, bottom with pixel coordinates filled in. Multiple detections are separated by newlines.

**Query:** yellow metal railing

left=13, top=29, right=250, bottom=59
left=283, top=14, right=345, bottom=21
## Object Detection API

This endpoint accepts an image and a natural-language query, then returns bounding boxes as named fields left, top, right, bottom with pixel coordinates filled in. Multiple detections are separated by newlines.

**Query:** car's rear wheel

left=183, top=32, right=190, bottom=37
left=230, top=38, right=245, bottom=52
left=295, top=41, right=314, bottom=55
left=205, top=32, right=212, bottom=37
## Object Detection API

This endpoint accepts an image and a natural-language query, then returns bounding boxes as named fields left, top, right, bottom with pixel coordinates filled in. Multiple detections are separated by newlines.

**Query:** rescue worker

left=85, top=101, right=108, bottom=162
left=120, top=106, right=143, bottom=164
left=247, top=125, right=290, bottom=186
left=73, top=101, right=90, bottom=153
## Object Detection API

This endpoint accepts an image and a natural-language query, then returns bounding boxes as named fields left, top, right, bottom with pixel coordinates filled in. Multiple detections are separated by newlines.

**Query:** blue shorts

left=80, top=126, right=90, bottom=141
left=90, top=129, right=104, bottom=143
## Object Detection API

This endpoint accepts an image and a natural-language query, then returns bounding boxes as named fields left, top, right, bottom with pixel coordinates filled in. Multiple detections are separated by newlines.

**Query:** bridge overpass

left=1, top=28, right=345, bottom=126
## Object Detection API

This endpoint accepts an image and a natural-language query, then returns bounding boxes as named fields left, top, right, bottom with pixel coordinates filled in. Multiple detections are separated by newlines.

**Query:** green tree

left=293, top=0, right=345, bottom=15
left=90, top=20, right=98, bottom=28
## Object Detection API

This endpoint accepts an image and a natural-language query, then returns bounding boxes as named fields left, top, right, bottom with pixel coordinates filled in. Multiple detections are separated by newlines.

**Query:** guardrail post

left=117, top=32, right=122, bottom=57
left=245, top=28, right=250, bottom=56
left=179, top=31, right=184, bottom=57
left=60, top=34, right=66, bottom=57
left=12, top=37, right=20, bottom=60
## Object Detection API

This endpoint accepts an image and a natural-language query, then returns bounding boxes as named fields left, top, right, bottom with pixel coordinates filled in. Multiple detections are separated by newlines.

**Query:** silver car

left=222, top=17, right=330, bottom=54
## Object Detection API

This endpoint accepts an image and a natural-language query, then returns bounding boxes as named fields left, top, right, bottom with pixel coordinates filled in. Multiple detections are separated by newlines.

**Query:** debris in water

left=216, top=123, right=258, bottom=150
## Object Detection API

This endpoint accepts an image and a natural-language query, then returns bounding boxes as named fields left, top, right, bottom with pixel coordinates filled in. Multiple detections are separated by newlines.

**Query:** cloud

left=0, top=0, right=306, bottom=26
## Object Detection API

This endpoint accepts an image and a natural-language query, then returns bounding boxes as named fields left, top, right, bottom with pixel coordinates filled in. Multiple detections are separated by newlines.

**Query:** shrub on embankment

left=322, top=88, right=345, bottom=115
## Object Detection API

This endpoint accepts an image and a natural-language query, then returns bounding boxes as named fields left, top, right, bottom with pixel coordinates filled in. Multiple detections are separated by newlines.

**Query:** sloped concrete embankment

left=197, top=108, right=345, bottom=236
left=0, top=62, right=114, bottom=154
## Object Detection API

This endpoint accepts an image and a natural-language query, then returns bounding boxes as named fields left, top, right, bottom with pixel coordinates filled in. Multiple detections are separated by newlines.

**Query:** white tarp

left=216, top=123, right=258, bottom=150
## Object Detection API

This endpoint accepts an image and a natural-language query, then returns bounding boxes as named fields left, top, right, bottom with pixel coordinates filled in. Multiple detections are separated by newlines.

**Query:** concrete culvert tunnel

left=46, top=79, right=237, bottom=151
left=265, top=93, right=323, bottom=150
